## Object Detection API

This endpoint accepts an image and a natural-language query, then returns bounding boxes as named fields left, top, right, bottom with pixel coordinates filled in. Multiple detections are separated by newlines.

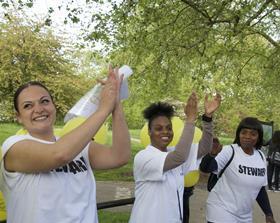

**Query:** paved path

left=96, top=179, right=280, bottom=223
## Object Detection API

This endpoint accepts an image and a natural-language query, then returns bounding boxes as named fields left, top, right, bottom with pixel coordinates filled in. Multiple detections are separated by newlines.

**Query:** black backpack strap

left=218, top=145, right=235, bottom=178
left=257, top=150, right=264, bottom=161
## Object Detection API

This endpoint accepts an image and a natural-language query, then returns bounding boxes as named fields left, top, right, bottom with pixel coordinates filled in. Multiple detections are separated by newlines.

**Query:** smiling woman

left=0, top=66, right=131, bottom=223
left=13, top=81, right=56, bottom=142
left=129, top=92, right=221, bottom=223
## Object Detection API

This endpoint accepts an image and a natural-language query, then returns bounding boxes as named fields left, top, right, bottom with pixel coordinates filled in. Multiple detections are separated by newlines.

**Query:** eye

left=41, top=98, right=50, bottom=104
left=154, top=126, right=163, bottom=131
left=23, top=103, right=32, bottom=109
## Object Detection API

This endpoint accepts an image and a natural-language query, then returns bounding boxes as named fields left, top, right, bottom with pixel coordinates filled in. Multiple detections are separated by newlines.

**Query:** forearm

left=54, top=108, right=111, bottom=163
left=197, top=120, right=213, bottom=159
left=111, top=102, right=131, bottom=166
left=163, top=122, right=195, bottom=171
left=256, top=187, right=274, bottom=217
left=7, top=108, right=111, bottom=173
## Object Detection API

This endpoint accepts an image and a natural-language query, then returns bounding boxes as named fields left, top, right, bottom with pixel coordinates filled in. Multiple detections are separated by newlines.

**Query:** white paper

left=64, top=65, right=133, bottom=122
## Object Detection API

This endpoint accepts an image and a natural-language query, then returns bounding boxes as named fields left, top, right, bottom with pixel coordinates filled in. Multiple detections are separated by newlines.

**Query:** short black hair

left=14, top=81, right=53, bottom=112
left=143, top=102, right=174, bottom=130
left=233, top=117, right=263, bottom=149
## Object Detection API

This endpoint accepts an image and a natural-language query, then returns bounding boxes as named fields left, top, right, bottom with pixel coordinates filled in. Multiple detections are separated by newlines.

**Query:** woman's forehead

left=151, top=116, right=171, bottom=125
left=240, top=128, right=258, bottom=133
left=18, top=85, right=50, bottom=101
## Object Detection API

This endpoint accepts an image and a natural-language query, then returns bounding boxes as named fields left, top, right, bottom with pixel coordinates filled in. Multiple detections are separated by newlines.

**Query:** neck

left=151, top=143, right=167, bottom=152
left=241, top=146, right=254, bottom=155
left=29, top=130, right=56, bottom=142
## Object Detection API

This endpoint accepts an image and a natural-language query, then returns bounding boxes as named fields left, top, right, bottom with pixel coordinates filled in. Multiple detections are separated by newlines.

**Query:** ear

left=16, top=111, right=22, bottom=124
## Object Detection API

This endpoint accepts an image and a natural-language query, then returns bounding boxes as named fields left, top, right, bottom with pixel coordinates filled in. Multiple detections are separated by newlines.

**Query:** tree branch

left=180, top=0, right=212, bottom=22
left=252, top=30, right=279, bottom=48
left=244, top=0, right=273, bottom=27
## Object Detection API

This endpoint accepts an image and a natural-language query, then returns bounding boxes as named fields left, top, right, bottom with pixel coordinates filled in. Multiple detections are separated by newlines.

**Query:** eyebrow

left=21, top=96, right=50, bottom=106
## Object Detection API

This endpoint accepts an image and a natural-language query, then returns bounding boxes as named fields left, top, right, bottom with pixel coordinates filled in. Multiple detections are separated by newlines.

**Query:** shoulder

left=134, top=146, right=167, bottom=165
left=1, top=135, right=32, bottom=157
left=219, top=144, right=235, bottom=156
left=255, top=149, right=266, bottom=161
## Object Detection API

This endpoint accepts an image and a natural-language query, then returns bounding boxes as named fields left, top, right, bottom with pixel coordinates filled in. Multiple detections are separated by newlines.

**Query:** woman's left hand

left=266, top=215, right=276, bottom=223
left=204, top=93, right=221, bottom=117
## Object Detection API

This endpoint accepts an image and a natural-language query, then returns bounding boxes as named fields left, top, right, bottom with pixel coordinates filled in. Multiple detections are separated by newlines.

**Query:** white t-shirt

left=129, top=144, right=198, bottom=223
left=0, top=134, right=98, bottom=223
left=206, top=144, right=267, bottom=223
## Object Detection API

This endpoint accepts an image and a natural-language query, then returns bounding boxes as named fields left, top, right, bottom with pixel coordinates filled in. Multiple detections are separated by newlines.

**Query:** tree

left=2, top=1, right=280, bottom=134
left=0, top=17, right=94, bottom=121
left=86, top=0, right=280, bottom=132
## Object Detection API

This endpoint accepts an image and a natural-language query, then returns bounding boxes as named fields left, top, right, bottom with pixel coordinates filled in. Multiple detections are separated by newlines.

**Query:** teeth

left=34, top=116, right=48, bottom=121
left=161, top=137, right=169, bottom=140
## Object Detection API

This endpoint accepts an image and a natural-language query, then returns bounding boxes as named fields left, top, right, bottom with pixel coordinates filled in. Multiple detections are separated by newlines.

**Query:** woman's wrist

left=202, top=114, right=212, bottom=122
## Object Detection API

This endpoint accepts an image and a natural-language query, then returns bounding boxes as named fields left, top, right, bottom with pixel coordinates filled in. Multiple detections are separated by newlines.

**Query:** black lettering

left=80, top=156, right=87, bottom=165
left=55, top=167, right=63, bottom=172
left=76, top=160, right=87, bottom=171
left=238, top=165, right=243, bottom=173
left=68, top=161, right=81, bottom=174
left=62, top=165, right=68, bottom=173
left=248, top=167, right=252, bottom=175
left=251, top=168, right=257, bottom=176
left=243, top=166, right=247, bottom=174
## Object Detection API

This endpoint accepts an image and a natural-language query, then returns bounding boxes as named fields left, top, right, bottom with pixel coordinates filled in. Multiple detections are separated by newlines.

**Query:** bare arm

left=163, top=92, right=198, bottom=171
left=5, top=66, right=118, bottom=173
left=89, top=101, right=131, bottom=170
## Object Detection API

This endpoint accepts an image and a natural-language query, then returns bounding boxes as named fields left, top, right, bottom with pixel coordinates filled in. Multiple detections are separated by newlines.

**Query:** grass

left=0, top=123, right=21, bottom=144
left=98, top=210, right=130, bottom=223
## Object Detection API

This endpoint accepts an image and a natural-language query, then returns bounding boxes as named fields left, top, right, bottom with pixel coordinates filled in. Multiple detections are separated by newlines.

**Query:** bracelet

left=202, top=114, right=212, bottom=122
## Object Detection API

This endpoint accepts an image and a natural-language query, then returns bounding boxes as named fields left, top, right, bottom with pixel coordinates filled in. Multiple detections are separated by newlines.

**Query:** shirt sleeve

left=133, top=147, right=168, bottom=182
left=181, top=144, right=199, bottom=175
left=1, top=135, right=30, bottom=158
left=214, top=145, right=234, bottom=174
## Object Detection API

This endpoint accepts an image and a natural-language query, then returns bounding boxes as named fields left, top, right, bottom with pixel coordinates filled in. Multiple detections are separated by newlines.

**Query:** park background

left=0, top=0, right=280, bottom=222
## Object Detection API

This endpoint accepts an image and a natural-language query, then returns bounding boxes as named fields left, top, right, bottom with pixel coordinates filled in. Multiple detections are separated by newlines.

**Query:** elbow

left=52, top=151, right=72, bottom=168
left=116, top=149, right=131, bottom=167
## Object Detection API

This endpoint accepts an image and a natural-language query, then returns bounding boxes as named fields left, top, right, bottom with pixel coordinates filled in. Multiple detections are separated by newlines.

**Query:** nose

left=33, top=103, right=44, bottom=113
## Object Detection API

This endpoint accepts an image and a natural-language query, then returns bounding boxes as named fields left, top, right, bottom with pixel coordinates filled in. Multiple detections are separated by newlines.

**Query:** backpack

left=272, top=151, right=280, bottom=166
left=207, top=145, right=235, bottom=192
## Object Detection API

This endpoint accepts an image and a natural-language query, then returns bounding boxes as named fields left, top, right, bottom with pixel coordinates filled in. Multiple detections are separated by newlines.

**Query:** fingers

left=214, top=93, right=222, bottom=102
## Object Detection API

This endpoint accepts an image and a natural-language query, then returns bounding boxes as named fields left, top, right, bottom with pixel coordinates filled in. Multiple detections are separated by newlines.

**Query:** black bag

left=207, top=145, right=235, bottom=192
left=272, top=151, right=280, bottom=166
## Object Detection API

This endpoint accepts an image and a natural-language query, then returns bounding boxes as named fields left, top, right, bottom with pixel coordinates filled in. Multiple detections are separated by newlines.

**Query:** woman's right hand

left=98, top=66, right=119, bottom=114
left=184, top=92, right=198, bottom=123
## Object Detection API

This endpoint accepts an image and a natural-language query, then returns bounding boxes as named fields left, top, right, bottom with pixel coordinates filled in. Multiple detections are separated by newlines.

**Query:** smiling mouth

left=33, top=115, right=49, bottom=121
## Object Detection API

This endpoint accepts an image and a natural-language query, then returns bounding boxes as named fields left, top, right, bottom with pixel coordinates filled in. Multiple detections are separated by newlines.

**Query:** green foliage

left=85, top=0, right=280, bottom=134
left=0, top=17, right=94, bottom=121
left=2, top=1, right=280, bottom=134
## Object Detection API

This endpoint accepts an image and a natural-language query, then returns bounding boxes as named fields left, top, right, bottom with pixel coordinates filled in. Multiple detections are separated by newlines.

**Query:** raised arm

left=4, top=66, right=118, bottom=173
left=163, top=92, right=198, bottom=171
left=197, top=94, right=221, bottom=159
left=88, top=100, right=131, bottom=170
